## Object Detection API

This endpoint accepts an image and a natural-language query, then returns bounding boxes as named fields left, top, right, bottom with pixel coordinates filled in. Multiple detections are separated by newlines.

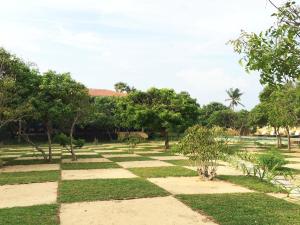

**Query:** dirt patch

left=286, top=157, right=300, bottom=163
left=117, top=160, right=174, bottom=168
left=102, top=154, right=140, bottom=158
left=60, top=196, right=217, bottom=225
left=285, top=163, right=300, bottom=170
left=94, top=150, right=123, bottom=153
left=267, top=193, right=300, bottom=205
left=150, top=156, right=187, bottom=161
left=61, top=168, right=137, bottom=180
left=16, top=156, right=61, bottom=160
left=184, top=166, right=243, bottom=176
left=148, top=177, right=253, bottom=194
left=0, top=182, right=58, bottom=208
left=62, top=158, right=111, bottom=163
left=62, top=152, right=98, bottom=156
left=0, top=155, right=21, bottom=158
left=0, top=164, right=60, bottom=173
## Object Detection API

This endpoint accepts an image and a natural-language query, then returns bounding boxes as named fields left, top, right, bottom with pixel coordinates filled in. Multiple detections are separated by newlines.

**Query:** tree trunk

left=275, top=127, right=282, bottom=148
left=163, top=129, right=169, bottom=150
left=18, top=119, right=22, bottom=143
left=21, top=132, right=47, bottom=161
left=69, top=115, right=79, bottom=161
left=45, top=122, right=52, bottom=162
left=286, top=126, right=291, bottom=151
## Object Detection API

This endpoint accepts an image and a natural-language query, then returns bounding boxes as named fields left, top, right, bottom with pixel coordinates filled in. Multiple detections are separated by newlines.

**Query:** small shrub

left=175, top=125, right=229, bottom=180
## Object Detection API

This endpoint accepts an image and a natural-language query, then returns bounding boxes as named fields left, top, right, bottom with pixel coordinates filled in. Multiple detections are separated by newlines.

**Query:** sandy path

left=148, top=177, right=253, bottom=194
left=150, top=156, right=187, bottom=160
left=61, top=168, right=137, bottom=180
left=60, top=196, right=217, bottom=225
left=184, top=166, right=243, bottom=176
left=0, top=182, right=58, bottom=208
left=117, top=160, right=174, bottom=168
left=62, top=158, right=111, bottom=163
left=0, top=164, right=60, bottom=172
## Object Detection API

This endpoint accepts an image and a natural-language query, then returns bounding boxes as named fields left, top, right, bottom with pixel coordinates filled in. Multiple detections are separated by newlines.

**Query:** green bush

left=175, top=125, right=229, bottom=180
left=54, top=133, right=85, bottom=149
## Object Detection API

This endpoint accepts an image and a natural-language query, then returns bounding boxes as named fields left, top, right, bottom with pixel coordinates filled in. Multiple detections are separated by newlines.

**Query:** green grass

left=176, top=193, right=300, bottom=225
left=61, top=162, right=121, bottom=170
left=164, top=160, right=195, bottom=166
left=217, top=175, right=285, bottom=193
left=277, top=166, right=300, bottom=174
left=59, top=178, right=169, bottom=203
left=5, top=159, right=61, bottom=165
left=108, top=156, right=153, bottom=162
left=0, top=170, right=60, bottom=185
left=0, top=204, right=59, bottom=225
left=129, top=166, right=198, bottom=178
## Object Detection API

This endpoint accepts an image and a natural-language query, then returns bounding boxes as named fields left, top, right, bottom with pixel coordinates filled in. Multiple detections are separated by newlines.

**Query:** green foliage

left=225, top=88, right=244, bottom=110
left=208, top=109, right=237, bottom=128
left=198, top=102, right=228, bottom=126
left=229, top=2, right=300, bottom=85
left=114, top=81, right=135, bottom=93
left=256, top=150, right=287, bottom=172
left=54, top=133, right=85, bottom=149
left=175, top=125, right=229, bottom=180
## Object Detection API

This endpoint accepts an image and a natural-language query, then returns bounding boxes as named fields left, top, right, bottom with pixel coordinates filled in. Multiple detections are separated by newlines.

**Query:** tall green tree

left=229, top=1, right=300, bottom=85
left=123, top=88, right=200, bottom=149
left=268, top=85, right=298, bottom=150
left=114, top=82, right=135, bottom=93
left=0, top=48, right=35, bottom=129
left=198, top=102, right=228, bottom=126
left=225, top=88, right=244, bottom=110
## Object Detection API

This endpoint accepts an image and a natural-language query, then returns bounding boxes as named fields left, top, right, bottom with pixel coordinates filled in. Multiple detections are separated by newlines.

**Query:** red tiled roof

left=88, top=89, right=127, bottom=97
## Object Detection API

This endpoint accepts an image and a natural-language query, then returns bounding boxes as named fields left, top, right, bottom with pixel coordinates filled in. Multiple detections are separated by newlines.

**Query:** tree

left=89, top=96, right=119, bottom=140
left=225, top=88, right=244, bottom=110
left=229, top=1, right=300, bottom=85
left=114, top=82, right=136, bottom=93
left=0, top=48, right=34, bottom=129
left=175, top=125, right=229, bottom=180
left=198, top=102, right=229, bottom=126
left=248, top=103, right=269, bottom=130
left=24, top=70, right=90, bottom=161
left=208, top=109, right=237, bottom=129
left=123, top=88, right=200, bottom=149
left=268, top=85, right=298, bottom=150
left=55, top=75, right=90, bottom=161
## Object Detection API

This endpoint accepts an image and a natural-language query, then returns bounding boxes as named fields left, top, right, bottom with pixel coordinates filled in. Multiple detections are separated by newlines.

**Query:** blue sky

left=0, top=0, right=287, bottom=109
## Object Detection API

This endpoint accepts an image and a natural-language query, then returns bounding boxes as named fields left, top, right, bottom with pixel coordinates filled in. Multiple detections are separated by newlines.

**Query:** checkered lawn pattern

left=0, top=142, right=300, bottom=225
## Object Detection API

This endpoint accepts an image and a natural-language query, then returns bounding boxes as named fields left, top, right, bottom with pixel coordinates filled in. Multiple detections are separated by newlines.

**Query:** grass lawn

left=0, top=170, right=60, bottom=185
left=61, top=162, right=121, bottom=170
left=129, top=166, right=198, bottom=178
left=177, top=193, right=300, bottom=225
left=5, top=159, right=61, bottom=166
left=217, top=175, right=285, bottom=193
left=59, top=178, right=169, bottom=203
left=108, top=156, right=153, bottom=162
left=0, top=204, right=59, bottom=225
left=164, top=160, right=195, bottom=166
left=277, top=167, right=300, bottom=174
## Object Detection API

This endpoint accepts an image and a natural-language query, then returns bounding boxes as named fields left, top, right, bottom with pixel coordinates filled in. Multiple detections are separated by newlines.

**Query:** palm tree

left=225, top=88, right=244, bottom=110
